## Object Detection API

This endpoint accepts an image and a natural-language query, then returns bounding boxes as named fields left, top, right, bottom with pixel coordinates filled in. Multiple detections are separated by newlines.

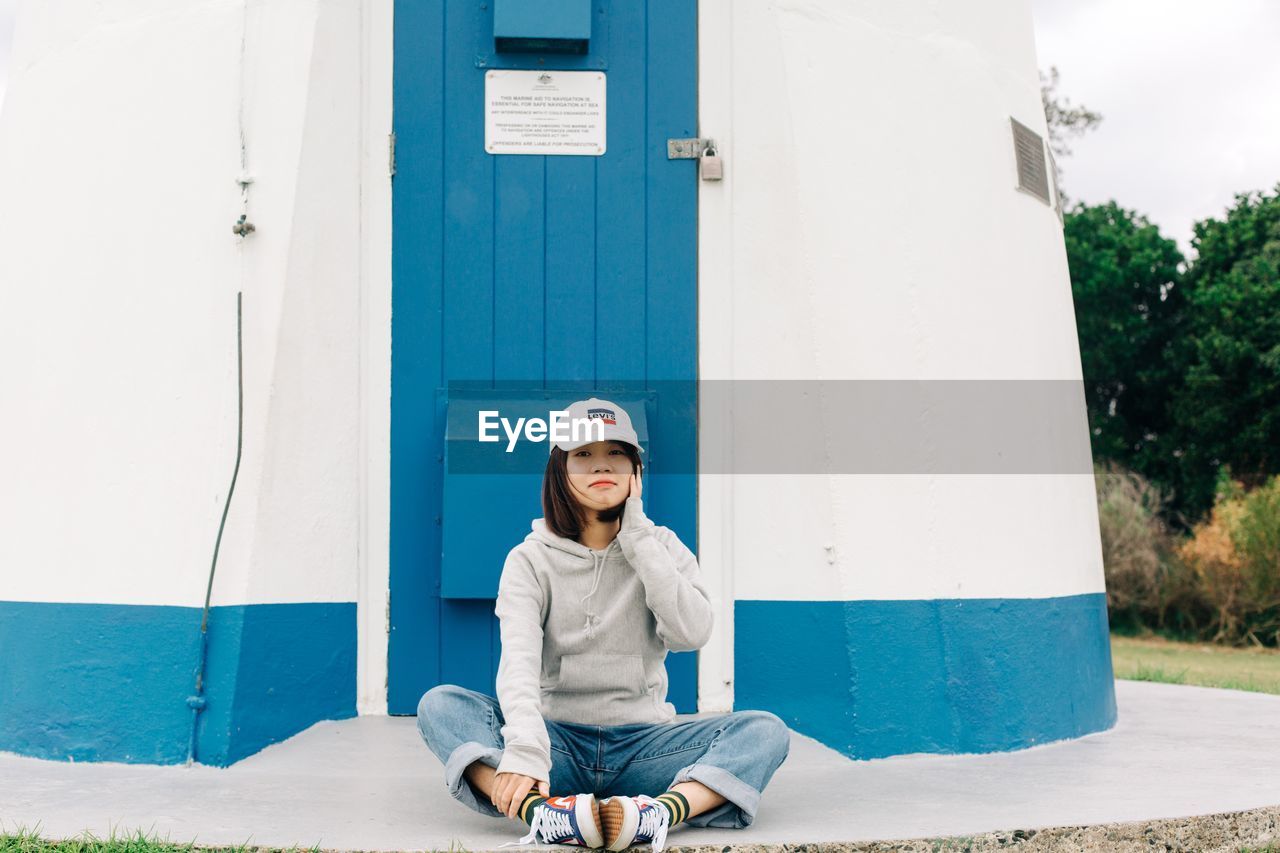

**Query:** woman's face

left=565, top=440, right=635, bottom=512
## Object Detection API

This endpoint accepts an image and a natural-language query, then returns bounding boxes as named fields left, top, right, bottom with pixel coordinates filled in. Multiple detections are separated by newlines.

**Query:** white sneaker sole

left=599, top=795, right=639, bottom=851
left=576, top=793, right=605, bottom=849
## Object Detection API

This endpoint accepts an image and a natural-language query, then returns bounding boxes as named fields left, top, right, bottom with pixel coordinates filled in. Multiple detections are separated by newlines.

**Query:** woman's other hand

left=629, top=470, right=643, bottom=501
left=492, top=771, right=550, bottom=819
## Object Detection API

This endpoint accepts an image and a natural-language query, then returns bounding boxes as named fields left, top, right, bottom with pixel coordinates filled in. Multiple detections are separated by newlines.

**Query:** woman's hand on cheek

left=629, top=471, right=642, bottom=500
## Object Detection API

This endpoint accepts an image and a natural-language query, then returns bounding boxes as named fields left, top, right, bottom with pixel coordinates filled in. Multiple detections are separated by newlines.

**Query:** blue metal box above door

left=493, top=0, right=592, bottom=55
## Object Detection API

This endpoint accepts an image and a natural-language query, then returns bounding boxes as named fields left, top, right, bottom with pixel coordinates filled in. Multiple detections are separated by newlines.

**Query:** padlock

left=700, top=145, right=724, bottom=181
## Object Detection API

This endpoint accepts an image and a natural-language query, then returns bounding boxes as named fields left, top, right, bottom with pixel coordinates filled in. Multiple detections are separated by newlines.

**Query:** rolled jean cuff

left=671, top=762, right=761, bottom=828
left=445, top=741, right=506, bottom=818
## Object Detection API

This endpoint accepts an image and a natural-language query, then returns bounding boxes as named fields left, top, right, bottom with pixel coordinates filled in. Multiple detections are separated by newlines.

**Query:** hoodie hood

left=527, top=518, right=619, bottom=639
left=527, top=518, right=595, bottom=556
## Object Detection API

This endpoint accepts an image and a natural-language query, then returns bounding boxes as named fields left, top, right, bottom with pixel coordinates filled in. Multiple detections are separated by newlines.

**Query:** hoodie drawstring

left=579, top=542, right=614, bottom=640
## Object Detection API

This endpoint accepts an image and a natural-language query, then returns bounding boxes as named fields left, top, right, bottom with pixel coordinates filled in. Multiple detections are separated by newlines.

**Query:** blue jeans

left=417, top=684, right=791, bottom=829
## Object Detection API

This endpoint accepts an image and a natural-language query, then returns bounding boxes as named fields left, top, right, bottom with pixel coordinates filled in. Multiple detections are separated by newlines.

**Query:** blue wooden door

left=390, top=0, right=699, bottom=716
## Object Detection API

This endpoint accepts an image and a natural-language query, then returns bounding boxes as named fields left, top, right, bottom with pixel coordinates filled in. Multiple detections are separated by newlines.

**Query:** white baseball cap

left=551, top=397, right=645, bottom=454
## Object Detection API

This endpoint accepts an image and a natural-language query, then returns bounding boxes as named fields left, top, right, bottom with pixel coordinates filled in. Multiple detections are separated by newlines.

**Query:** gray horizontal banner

left=440, top=379, right=1094, bottom=475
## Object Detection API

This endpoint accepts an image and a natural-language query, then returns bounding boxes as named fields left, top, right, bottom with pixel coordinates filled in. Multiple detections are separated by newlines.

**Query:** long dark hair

left=542, top=442, right=644, bottom=542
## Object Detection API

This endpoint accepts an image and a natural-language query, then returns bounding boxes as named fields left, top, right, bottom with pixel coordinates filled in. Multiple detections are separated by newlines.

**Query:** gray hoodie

left=491, top=495, right=714, bottom=782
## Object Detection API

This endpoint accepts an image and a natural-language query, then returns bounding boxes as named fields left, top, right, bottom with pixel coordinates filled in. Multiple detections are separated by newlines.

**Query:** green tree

left=1065, top=201, right=1185, bottom=502
left=1169, top=185, right=1280, bottom=520
left=1040, top=65, right=1102, bottom=193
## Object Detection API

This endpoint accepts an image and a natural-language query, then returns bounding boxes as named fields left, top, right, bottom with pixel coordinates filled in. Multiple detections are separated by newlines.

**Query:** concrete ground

left=2, top=680, right=1279, bottom=852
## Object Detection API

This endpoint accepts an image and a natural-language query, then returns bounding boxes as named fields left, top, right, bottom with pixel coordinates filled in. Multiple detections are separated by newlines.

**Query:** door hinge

left=389, top=132, right=397, bottom=178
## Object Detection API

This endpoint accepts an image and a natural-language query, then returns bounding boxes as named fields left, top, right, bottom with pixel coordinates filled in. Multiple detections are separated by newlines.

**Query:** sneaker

left=598, top=794, right=670, bottom=852
left=498, top=793, right=605, bottom=849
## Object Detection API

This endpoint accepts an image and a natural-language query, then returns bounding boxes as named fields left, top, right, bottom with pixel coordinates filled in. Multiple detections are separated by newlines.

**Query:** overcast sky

left=0, top=3, right=1277, bottom=257
left=1032, top=0, right=1280, bottom=256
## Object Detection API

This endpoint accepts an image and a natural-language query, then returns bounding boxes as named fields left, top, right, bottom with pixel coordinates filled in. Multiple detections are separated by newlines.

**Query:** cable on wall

left=186, top=291, right=245, bottom=766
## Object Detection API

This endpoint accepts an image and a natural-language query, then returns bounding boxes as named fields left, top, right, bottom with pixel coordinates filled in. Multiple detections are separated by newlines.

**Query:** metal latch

left=667, top=137, right=716, bottom=159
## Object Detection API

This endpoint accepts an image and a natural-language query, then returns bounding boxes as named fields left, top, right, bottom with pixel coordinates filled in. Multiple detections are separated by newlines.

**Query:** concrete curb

left=594, top=805, right=1280, bottom=853
left=5, top=683, right=1279, bottom=852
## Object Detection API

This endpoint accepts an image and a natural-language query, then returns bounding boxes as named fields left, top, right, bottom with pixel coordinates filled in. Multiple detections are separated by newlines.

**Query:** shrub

left=1178, top=469, right=1280, bottom=646
left=1094, top=460, right=1198, bottom=632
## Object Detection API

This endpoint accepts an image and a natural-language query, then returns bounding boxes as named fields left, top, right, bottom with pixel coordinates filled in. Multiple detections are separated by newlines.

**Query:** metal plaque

left=1010, top=117, right=1050, bottom=205
left=485, top=69, right=606, bottom=156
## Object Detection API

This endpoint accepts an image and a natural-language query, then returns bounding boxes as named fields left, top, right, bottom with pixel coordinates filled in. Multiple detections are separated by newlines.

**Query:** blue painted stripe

left=0, top=601, right=356, bottom=766
left=735, top=594, right=1116, bottom=759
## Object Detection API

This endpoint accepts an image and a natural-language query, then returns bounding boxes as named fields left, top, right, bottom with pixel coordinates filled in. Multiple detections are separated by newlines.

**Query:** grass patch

left=1127, top=661, right=1189, bottom=684
left=1112, top=632, right=1280, bottom=695
left=0, top=826, right=476, bottom=853
left=0, top=825, right=324, bottom=853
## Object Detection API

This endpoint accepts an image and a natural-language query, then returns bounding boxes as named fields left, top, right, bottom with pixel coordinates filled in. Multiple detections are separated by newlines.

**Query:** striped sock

left=655, top=791, right=690, bottom=826
left=519, top=791, right=548, bottom=824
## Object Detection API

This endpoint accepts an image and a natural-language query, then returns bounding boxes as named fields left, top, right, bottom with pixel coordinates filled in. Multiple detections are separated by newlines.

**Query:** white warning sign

left=485, top=70, right=606, bottom=156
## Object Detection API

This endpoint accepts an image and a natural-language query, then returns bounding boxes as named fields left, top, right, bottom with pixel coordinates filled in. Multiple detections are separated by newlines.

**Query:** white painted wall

left=0, top=0, right=1100, bottom=722
left=697, top=0, right=1103, bottom=708
left=0, top=1, right=376, bottom=620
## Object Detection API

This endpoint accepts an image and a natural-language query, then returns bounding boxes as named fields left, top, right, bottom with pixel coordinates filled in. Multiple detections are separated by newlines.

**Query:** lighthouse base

left=735, top=593, right=1117, bottom=760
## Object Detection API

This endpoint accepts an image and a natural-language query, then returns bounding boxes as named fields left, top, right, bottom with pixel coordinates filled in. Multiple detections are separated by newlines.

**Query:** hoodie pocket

left=554, top=652, right=648, bottom=697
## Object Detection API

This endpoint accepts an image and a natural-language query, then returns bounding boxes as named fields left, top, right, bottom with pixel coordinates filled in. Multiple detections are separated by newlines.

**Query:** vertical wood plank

left=545, top=157, right=597, bottom=386
left=442, top=0, right=495, bottom=382
left=596, top=3, right=648, bottom=384
left=495, top=156, right=547, bottom=381
left=646, top=0, right=700, bottom=713
left=388, top=0, right=445, bottom=714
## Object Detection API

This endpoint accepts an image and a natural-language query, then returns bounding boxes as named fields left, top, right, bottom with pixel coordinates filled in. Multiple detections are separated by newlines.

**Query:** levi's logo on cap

left=587, top=408, right=617, bottom=425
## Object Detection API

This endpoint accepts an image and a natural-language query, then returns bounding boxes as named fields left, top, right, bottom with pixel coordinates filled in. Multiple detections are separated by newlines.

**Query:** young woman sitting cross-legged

left=417, top=398, right=791, bottom=851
